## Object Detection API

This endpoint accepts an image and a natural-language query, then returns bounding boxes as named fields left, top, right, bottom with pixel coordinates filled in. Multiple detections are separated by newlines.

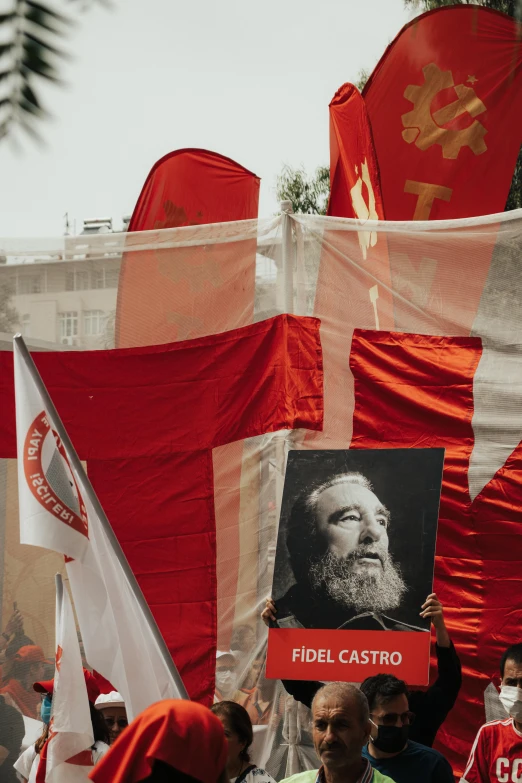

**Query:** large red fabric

left=349, top=328, right=522, bottom=774
left=364, top=6, right=522, bottom=220
left=328, top=83, right=384, bottom=221
left=0, top=315, right=323, bottom=703
left=89, top=700, right=227, bottom=783
left=116, top=148, right=260, bottom=348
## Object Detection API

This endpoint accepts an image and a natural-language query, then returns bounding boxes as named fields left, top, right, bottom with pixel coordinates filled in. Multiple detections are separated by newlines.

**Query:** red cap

left=14, top=645, right=51, bottom=664
left=34, top=668, right=101, bottom=704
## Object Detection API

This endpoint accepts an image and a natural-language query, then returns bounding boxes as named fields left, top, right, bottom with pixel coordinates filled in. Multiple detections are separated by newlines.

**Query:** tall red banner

left=328, top=82, right=384, bottom=221
left=363, top=6, right=522, bottom=220
left=116, top=148, right=260, bottom=348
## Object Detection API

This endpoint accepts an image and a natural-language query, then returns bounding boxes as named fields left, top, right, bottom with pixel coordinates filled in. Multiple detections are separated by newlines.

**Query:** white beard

left=309, top=544, right=407, bottom=614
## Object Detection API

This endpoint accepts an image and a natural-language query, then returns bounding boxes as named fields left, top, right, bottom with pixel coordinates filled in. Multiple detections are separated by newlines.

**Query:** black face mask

left=370, top=724, right=409, bottom=754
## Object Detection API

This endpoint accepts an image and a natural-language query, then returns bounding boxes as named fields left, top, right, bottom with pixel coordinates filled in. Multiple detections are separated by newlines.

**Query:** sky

left=0, top=0, right=414, bottom=237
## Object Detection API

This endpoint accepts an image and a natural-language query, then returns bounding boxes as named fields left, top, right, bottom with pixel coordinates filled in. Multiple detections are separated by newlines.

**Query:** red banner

left=0, top=315, right=323, bottom=704
left=267, top=628, right=430, bottom=685
left=328, top=82, right=384, bottom=221
left=364, top=6, right=522, bottom=220
left=349, top=329, right=489, bottom=774
left=116, top=149, right=260, bottom=348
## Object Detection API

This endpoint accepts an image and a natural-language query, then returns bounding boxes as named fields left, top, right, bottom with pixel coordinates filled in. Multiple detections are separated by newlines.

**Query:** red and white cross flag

left=45, top=574, right=94, bottom=783
left=13, top=336, right=186, bottom=720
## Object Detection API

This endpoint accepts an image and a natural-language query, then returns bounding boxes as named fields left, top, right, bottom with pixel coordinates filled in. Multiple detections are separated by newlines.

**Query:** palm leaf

left=0, top=0, right=108, bottom=140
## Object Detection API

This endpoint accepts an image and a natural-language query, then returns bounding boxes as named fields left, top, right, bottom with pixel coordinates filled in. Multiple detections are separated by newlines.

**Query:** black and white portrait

left=272, top=448, right=444, bottom=633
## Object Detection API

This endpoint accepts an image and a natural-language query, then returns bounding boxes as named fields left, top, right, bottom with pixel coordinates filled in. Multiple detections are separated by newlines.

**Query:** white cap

left=94, top=691, right=125, bottom=710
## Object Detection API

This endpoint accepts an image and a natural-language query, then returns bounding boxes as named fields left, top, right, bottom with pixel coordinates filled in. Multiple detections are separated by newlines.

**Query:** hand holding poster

left=266, top=449, right=444, bottom=684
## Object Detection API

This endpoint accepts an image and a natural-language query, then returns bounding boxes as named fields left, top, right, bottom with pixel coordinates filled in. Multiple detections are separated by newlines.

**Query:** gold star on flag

left=467, top=75, right=478, bottom=84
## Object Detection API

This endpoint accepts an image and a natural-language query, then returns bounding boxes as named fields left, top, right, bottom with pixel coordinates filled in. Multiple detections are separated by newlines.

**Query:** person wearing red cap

left=0, top=646, right=49, bottom=719
left=14, top=669, right=110, bottom=783
left=89, top=699, right=228, bottom=783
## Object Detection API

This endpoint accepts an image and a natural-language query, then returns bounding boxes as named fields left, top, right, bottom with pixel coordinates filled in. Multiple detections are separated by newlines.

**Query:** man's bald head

left=312, top=682, right=369, bottom=724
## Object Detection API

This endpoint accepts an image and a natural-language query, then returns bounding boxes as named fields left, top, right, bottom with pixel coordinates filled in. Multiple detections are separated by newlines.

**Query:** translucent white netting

left=1, top=208, right=522, bottom=776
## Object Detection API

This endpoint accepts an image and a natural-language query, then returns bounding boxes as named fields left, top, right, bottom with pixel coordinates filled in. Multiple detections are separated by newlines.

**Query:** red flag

left=1, top=315, right=323, bottom=704
left=348, top=328, right=522, bottom=774
left=116, top=149, right=260, bottom=348
left=328, top=83, right=384, bottom=226
left=364, top=6, right=522, bottom=220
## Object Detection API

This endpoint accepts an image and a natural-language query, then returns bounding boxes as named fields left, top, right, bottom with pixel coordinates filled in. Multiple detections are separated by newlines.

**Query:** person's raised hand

left=261, top=597, right=277, bottom=627
left=420, top=593, right=450, bottom=647
left=4, top=609, right=23, bottom=638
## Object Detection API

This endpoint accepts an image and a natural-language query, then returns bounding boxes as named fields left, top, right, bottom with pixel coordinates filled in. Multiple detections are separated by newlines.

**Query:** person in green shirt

left=281, top=682, right=396, bottom=783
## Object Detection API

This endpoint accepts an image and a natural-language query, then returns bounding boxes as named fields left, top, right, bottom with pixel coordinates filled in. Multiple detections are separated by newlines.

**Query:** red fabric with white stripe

left=461, top=718, right=522, bottom=783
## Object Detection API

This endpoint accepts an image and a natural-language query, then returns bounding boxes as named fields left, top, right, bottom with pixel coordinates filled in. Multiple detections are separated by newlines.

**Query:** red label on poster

left=266, top=628, right=431, bottom=685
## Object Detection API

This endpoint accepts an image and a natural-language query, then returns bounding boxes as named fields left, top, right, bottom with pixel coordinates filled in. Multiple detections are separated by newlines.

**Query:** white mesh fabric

left=1, top=209, right=522, bottom=777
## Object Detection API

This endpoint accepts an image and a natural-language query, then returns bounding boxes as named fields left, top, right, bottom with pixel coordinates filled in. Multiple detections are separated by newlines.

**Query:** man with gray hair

left=273, top=472, right=423, bottom=632
left=281, top=682, right=396, bottom=783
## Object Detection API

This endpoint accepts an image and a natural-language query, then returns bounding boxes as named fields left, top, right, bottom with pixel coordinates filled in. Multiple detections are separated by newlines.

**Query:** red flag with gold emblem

left=116, top=149, right=260, bottom=347
left=363, top=6, right=522, bottom=220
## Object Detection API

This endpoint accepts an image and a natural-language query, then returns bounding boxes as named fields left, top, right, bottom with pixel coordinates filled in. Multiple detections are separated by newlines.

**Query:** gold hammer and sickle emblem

left=401, top=63, right=487, bottom=159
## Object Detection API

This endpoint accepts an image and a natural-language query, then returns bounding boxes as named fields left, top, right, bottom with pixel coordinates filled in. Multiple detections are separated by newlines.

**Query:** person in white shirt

left=211, top=700, right=276, bottom=783
left=13, top=671, right=110, bottom=783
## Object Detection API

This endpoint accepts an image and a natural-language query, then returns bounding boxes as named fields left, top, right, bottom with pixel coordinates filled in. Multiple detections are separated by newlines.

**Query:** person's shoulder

left=372, top=769, right=398, bottom=783
left=406, top=740, right=448, bottom=760
left=472, top=717, right=513, bottom=740
left=279, top=769, right=318, bottom=783
left=92, top=741, right=110, bottom=764
left=14, top=745, right=37, bottom=776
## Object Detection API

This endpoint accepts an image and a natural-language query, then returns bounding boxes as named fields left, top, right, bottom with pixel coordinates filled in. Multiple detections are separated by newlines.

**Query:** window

left=59, top=311, right=78, bottom=339
left=76, top=270, right=90, bottom=290
left=104, top=269, right=119, bottom=288
left=66, top=270, right=90, bottom=291
left=92, top=269, right=105, bottom=289
left=18, top=275, right=41, bottom=294
left=84, top=310, right=105, bottom=336
left=21, top=314, right=30, bottom=337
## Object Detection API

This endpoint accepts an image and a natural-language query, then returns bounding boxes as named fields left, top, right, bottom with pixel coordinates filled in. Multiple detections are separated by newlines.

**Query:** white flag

left=46, top=576, right=94, bottom=783
left=14, top=338, right=184, bottom=721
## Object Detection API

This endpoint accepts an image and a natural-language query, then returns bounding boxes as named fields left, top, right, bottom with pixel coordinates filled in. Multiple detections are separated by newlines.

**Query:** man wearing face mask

left=360, top=674, right=453, bottom=783
left=462, top=643, right=522, bottom=783
left=215, top=651, right=240, bottom=703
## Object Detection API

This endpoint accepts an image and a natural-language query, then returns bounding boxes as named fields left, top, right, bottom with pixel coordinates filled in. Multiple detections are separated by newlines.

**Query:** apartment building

left=0, top=219, right=125, bottom=350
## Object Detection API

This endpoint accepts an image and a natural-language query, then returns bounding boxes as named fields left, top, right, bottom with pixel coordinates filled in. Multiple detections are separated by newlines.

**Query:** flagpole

left=55, top=573, right=63, bottom=617
left=281, top=200, right=294, bottom=313
left=13, top=334, right=189, bottom=701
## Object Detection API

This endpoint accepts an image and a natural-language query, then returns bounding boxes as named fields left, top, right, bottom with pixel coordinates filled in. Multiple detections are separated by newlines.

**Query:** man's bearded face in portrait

left=307, top=476, right=406, bottom=613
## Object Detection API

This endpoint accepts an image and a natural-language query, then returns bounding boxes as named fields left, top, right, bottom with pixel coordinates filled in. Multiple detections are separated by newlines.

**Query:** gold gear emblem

left=401, top=63, right=487, bottom=159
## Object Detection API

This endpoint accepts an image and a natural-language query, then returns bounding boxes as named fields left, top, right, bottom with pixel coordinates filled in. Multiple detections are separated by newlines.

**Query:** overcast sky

left=0, top=0, right=413, bottom=237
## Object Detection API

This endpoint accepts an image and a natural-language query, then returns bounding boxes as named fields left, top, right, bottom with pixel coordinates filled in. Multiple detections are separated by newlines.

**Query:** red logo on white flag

left=23, top=412, right=88, bottom=538
left=55, top=645, right=63, bottom=672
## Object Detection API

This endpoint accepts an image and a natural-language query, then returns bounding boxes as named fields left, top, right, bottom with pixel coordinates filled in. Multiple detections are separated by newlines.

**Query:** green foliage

left=356, top=68, right=370, bottom=92
left=404, top=0, right=520, bottom=14
left=276, top=164, right=330, bottom=215
left=0, top=1, right=103, bottom=141
left=0, top=283, right=18, bottom=332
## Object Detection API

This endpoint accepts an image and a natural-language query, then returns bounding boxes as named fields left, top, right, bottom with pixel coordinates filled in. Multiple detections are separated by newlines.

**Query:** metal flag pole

left=55, top=572, right=63, bottom=640
left=280, top=200, right=295, bottom=314
left=13, top=334, right=189, bottom=700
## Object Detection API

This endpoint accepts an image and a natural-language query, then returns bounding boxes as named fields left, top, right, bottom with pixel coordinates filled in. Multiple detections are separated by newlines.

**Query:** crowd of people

left=1, top=595, right=521, bottom=783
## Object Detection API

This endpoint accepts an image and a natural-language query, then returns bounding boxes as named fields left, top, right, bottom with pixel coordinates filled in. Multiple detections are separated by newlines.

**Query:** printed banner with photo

left=266, top=448, right=445, bottom=685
